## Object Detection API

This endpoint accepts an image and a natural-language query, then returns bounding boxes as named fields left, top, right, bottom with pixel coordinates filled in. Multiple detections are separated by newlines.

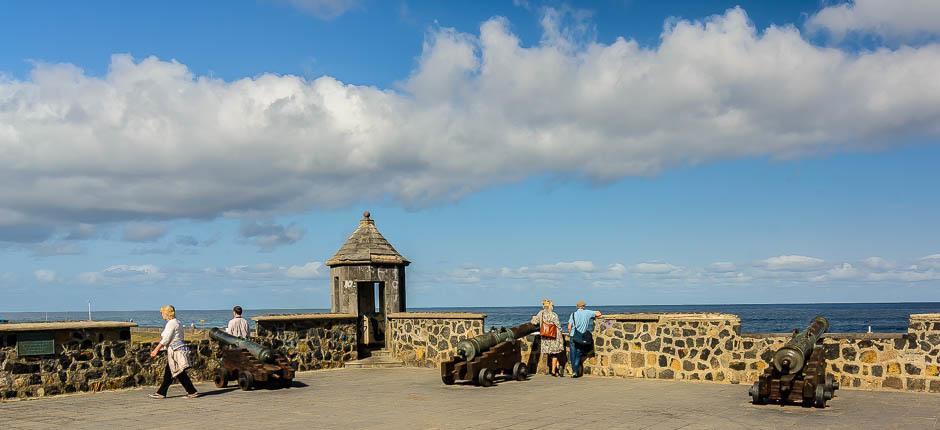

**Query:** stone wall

left=254, top=313, right=358, bottom=371
left=518, top=312, right=940, bottom=393
left=1, top=314, right=359, bottom=401
left=387, top=312, right=485, bottom=367
left=0, top=322, right=226, bottom=401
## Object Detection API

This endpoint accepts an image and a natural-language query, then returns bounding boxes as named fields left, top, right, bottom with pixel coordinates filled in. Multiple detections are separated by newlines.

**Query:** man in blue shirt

left=567, top=300, right=602, bottom=378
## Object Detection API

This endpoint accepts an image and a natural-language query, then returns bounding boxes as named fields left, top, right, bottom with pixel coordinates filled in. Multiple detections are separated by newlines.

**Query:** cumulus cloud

left=34, top=269, right=58, bottom=283
left=811, top=262, right=863, bottom=282
left=285, top=261, right=325, bottom=279
left=756, top=255, right=827, bottom=272
left=78, top=264, right=166, bottom=285
left=239, top=221, right=305, bottom=250
left=706, top=262, right=737, bottom=273
left=917, top=254, right=940, bottom=269
left=2, top=8, right=940, bottom=241
left=807, top=0, right=940, bottom=42
left=632, top=262, right=682, bottom=275
left=122, top=223, right=168, bottom=242
left=274, top=0, right=359, bottom=19
left=862, top=256, right=895, bottom=271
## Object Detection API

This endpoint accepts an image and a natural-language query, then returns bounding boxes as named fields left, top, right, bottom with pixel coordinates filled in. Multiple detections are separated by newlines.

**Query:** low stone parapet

left=253, top=313, right=358, bottom=371
left=387, top=312, right=485, bottom=367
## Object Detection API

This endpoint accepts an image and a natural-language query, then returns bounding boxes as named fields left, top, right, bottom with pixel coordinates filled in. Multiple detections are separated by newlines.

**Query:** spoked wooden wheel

left=213, top=368, right=228, bottom=388
left=477, top=368, right=495, bottom=387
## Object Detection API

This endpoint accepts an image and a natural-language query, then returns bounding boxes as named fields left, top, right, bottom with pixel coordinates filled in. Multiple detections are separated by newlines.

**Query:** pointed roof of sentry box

left=325, top=211, right=410, bottom=267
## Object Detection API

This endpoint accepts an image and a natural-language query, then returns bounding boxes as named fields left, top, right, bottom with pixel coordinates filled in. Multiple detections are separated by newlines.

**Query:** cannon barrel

left=772, top=316, right=829, bottom=374
left=209, top=327, right=274, bottom=363
left=456, top=322, right=538, bottom=361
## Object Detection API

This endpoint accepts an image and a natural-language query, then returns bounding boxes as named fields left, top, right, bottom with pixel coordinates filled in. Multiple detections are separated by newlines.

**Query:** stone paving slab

left=1, top=367, right=938, bottom=429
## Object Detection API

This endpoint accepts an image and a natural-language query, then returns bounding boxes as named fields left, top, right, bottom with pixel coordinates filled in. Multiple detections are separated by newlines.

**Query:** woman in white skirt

left=531, top=299, right=564, bottom=376
left=149, top=305, right=199, bottom=399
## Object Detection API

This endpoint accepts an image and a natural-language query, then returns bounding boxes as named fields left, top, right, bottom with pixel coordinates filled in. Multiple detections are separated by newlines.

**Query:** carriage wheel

left=512, top=362, right=528, bottom=381
left=748, top=382, right=764, bottom=405
left=238, top=372, right=255, bottom=391
left=441, top=373, right=455, bottom=385
left=814, top=384, right=827, bottom=408
left=213, top=368, right=228, bottom=388
left=477, top=368, right=495, bottom=387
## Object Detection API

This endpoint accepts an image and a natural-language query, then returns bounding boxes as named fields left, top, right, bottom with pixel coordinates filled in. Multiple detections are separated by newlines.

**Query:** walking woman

left=149, top=305, right=200, bottom=399
left=531, top=299, right=564, bottom=376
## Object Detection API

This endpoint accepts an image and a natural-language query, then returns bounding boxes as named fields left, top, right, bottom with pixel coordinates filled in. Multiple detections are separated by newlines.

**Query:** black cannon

left=748, top=316, right=839, bottom=408
left=441, top=322, right=538, bottom=387
left=209, top=328, right=294, bottom=391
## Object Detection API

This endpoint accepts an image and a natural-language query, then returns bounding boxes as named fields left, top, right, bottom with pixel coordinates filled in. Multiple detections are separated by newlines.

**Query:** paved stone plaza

left=1, top=367, right=938, bottom=429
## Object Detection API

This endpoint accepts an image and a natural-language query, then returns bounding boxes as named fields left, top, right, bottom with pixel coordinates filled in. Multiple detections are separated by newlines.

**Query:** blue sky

left=1, top=0, right=940, bottom=312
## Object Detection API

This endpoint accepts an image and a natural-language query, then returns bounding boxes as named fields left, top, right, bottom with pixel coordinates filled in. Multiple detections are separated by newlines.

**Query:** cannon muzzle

left=772, top=315, right=829, bottom=374
left=209, top=327, right=274, bottom=363
left=455, top=322, right=538, bottom=361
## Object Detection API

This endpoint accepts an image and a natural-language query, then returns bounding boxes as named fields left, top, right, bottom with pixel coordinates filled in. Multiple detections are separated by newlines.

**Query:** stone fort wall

left=388, top=312, right=940, bottom=394
left=0, top=315, right=358, bottom=401
left=387, top=312, right=485, bottom=367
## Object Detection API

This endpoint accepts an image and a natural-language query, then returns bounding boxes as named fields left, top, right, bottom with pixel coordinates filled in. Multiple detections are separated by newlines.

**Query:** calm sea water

left=2, top=303, right=938, bottom=333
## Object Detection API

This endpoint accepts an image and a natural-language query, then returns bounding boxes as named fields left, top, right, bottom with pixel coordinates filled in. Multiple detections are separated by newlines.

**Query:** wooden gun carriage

left=748, top=316, right=839, bottom=408
left=210, top=328, right=295, bottom=391
left=441, top=322, right=537, bottom=387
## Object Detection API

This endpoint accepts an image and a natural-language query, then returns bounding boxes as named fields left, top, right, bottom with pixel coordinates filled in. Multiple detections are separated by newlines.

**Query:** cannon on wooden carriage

left=209, top=328, right=295, bottom=391
left=748, top=315, right=839, bottom=408
left=440, top=322, right=538, bottom=387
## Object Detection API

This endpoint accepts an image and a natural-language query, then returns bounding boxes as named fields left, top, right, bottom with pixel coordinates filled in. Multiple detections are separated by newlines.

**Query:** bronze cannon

left=209, top=328, right=294, bottom=391
left=441, top=322, right=538, bottom=387
left=748, top=316, right=839, bottom=407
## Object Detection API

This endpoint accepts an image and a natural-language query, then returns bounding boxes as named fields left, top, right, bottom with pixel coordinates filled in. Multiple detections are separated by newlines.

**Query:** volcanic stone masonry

left=253, top=313, right=358, bottom=371
left=0, top=314, right=359, bottom=400
left=387, top=312, right=485, bottom=367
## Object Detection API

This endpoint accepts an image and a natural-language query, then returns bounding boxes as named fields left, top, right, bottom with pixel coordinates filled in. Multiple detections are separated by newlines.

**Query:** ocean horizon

left=3, top=301, right=939, bottom=333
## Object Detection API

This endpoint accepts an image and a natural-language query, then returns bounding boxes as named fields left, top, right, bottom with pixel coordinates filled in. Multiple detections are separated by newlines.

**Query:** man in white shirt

left=226, top=305, right=250, bottom=339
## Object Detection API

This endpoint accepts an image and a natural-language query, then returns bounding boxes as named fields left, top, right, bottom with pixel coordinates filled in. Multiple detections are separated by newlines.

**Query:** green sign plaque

left=16, top=332, right=55, bottom=356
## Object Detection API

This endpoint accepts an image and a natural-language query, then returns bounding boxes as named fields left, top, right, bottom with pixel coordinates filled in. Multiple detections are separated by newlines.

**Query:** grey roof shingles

left=325, top=211, right=410, bottom=267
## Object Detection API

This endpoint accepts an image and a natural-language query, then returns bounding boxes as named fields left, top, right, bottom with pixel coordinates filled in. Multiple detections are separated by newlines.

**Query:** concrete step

left=344, top=349, right=403, bottom=369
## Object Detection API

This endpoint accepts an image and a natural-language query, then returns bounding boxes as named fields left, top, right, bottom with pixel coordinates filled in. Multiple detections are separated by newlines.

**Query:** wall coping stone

left=387, top=312, right=486, bottom=319
left=253, top=313, right=357, bottom=322
left=741, top=332, right=906, bottom=340
left=602, top=312, right=740, bottom=323
left=910, top=313, right=940, bottom=321
left=0, top=321, right=137, bottom=332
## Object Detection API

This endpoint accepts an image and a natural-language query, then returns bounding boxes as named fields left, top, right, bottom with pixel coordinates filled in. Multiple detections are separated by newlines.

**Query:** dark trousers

left=568, top=333, right=592, bottom=376
left=156, top=364, right=197, bottom=396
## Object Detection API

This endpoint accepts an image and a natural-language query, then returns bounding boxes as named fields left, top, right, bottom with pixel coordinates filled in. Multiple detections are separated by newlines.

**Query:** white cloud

left=632, top=262, right=682, bottom=275
left=756, top=255, right=827, bottom=272
left=862, top=256, right=895, bottom=271
left=706, top=262, right=737, bottom=273
left=812, top=263, right=864, bottom=282
left=122, top=223, right=168, bottom=242
left=285, top=261, right=324, bottom=279
left=34, top=269, right=58, bottom=283
left=917, top=254, right=940, bottom=269
left=2, top=8, right=940, bottom=240
left=534, top=260, right=596, bottom=273
left=275, top=0, right=359, bottom=19
left=78, top=264, right=166, bottom=285
left=807, top=0, right=940, bottom=41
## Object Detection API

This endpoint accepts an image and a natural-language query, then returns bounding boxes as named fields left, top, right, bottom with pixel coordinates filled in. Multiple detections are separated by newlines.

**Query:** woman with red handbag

left=530, top=299, right=564, bottom=376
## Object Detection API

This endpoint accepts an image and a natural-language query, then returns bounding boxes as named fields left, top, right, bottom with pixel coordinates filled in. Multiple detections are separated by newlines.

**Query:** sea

left=2, top=302, right=939, bottom=333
